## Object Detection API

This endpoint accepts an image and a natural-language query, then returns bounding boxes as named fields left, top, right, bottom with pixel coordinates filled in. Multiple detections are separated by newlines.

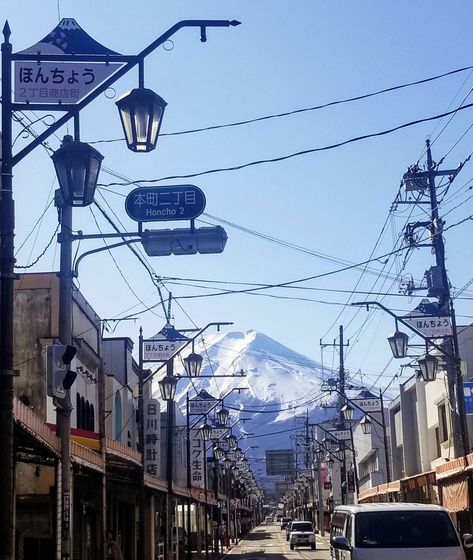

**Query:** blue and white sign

left=14, top=19, right=123, bottom=104
left=125, top=185, right=206, bottom=222
left=143, top=324, right=188, bottom=362
left=464, top=382, right=473, bottom=414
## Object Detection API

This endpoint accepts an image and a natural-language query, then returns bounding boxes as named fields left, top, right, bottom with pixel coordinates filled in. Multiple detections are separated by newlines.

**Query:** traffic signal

left=141, top=226, right=227, bottom=256
left=47, top=344, right=77, bottom=399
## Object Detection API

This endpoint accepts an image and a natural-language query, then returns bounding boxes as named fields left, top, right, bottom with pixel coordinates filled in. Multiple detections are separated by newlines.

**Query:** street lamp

left=360, top=415, right=372, bottom=435
left=387, top=329, right=409, bottom=359
left=116, top=87, right=167, bottom=152
left=224, top=457, right=232, bottom=470
left=52, top=135, right=104, bottom=206
left=216, top=407, right=230, bottom=426
left=183, top=352, right=204, bottom=377
left=234, top=447, right=243, bottom=460
left=226, top=434, right=237, bottom=448
left=315, top=448, right=325, bottom=462
left=158, top=375, right=178, bottom=401
left=334, top=447, right=345, bottom=461
left=417, top=353, right=438, bottom=382
left=341, top=404, right=354, bottom=422
left=200, top=423, right=213, bottom=441
left=213, top=445, right=225, bottom=461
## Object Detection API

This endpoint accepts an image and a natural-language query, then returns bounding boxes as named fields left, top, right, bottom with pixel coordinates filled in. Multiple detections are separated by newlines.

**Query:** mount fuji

left=154, top=330, right=334, bottom=496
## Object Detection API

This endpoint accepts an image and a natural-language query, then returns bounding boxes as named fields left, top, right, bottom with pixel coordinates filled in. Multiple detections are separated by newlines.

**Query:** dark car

left=280, top=516, right=292, bottom=530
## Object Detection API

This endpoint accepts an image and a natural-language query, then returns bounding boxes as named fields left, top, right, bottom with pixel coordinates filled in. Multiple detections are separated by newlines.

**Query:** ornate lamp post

left=417, top=353, right=438, bottom=382
left=116, top=87, right=167, bottom=152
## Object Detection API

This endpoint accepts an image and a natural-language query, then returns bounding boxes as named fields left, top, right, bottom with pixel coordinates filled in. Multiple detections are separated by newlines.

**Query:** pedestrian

left=106, top=530, right=124, bottom=560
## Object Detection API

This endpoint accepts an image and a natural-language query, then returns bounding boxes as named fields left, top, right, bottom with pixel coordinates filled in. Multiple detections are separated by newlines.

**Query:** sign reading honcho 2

left=125, top=185, right=206, bottom=222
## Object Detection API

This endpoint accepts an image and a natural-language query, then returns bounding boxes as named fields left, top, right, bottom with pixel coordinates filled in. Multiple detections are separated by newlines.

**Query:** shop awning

left=358, top=480, right=401, bottom=502
left=441, top=475, right=469, bottom=512
left=436, top=457, right=466, bottom=481
left=401, top=470, right=436, bottom=491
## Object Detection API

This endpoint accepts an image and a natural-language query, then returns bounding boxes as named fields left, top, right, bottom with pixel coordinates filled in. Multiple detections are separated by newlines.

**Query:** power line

left=88, top=64, right=473, bottom=142
left=97, top=101, right=473, bottom=188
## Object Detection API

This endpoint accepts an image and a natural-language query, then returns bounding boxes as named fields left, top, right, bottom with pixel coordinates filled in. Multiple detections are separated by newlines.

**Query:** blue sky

left=5, top=1, right=473, bottom=398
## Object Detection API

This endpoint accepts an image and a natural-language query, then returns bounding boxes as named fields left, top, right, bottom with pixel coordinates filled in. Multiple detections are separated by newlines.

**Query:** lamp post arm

left=351, top=301, right=454, bottom=360
left=10, top=19, right=241, bottom=166
left=73, top=237, right=143, bottom=277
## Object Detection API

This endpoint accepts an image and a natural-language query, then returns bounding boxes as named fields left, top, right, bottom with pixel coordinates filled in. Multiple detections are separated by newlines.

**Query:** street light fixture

left=116, top=87, right=167, bottom=152
left=315, top=448, right=325, bottom=462
left=200, top=423, right=213, bottom=441
left=360, top=415, right=372, bottom=435
left=158, top=375, right=178, bottom=401
left=224, top=457, right=232, bottom=470
left=52, top=135, right=104, bottom=207
left=226, top=434, right=237, bottom=448
left=335, top=447, right=345, bottom=461
left=341, top=404, right=354, bottom=422
left=213, top=445, right=225, bottom=461
left=387, top=328, right=409, bottom=359
left=183, top=352, right=204, bottom=377
left=216, top=407, right=230, bottom=426
left=417, top=353, right=438, bottom=382
left=234, top=447, right=243, bottom=460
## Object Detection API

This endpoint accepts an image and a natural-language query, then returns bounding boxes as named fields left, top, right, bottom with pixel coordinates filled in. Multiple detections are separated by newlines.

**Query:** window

left=355, top=511, right=460, bottom=548
left=438, top=402, right=449, bottom=443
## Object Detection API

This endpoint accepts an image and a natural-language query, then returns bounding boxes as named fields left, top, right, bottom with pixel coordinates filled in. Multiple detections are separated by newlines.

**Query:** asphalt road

left=225, top=523, right=331, bottom=560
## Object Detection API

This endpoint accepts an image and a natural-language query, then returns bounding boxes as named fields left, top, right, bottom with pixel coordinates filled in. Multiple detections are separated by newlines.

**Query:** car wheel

left=290, top=544, right=294, bottom=550
left=311, top=544, right=315, bottom=550
left=286, top=536, right=289, bottom=541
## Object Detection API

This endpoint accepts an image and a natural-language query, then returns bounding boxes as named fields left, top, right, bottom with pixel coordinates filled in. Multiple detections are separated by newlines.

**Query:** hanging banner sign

left=351, top=398, right=381, bottom=413
left=190, top=429, right=205, bottom=489
left=14, top=61, right=123, bottom=104
left=14, top=18, right=124, bottom=104
left=328, top=429, right=351, bottom=441
left=402, top=299, right=452, bottom=338
left=144, top=398, right=161, bottom=476
left=189, top=396, right=217, bottom=415
left=143, top=325, right=188, bottom=362
left=210, top=427, right=228, bottom=440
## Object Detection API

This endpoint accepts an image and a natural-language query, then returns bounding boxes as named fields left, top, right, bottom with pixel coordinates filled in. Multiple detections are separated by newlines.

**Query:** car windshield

left=355, top=511, right=460, bottom=548
left=292, top=523, right=313, bottom=532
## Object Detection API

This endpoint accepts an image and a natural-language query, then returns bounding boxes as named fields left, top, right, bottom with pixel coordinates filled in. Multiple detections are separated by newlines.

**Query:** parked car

left=330, top=503, right=473, bottom=560
left=285, top=521, right=294, bottom=541
left=280, top=516, right=292, bottom=530
left=289, top=521, right=316, bottom=550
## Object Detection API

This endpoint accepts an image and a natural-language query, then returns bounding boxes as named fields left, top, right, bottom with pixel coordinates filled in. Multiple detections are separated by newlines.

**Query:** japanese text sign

left=351, top=398, right=381, bottom=413
left=190, top=429, right=205, bottom=489
left=14, top=61, right=123, bottom=104
left=404, top=315, right=452, bottom=338
left=328, top=429, right=351, bottom=441
left=143, top=325, right=188, bottom=362
left=189, top=396, right=217, bottom=415
left=144, top=398, right=161, bottom=477
left=125, top=185, right=206, bottom=223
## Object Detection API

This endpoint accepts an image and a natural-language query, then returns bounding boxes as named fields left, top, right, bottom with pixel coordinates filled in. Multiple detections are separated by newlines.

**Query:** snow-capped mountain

left=153, top=330, right=334, bottom=495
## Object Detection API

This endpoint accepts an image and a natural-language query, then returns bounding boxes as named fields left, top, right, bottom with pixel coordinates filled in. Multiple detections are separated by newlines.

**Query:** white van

left=330, top=503, right=473, bottom=560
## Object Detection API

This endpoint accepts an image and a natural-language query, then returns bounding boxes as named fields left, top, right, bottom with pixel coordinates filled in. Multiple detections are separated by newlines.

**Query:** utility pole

left=402, top=142, right=468, bottom=457
left=321, top=326, right=350, bottom=503
left=426, top=140, right=468, bottom=457
left=57, top=198, right=73, bottom=560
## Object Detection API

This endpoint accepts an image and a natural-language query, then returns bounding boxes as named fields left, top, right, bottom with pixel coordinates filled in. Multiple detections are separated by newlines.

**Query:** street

left=226, top=523, right=331, bottom=560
